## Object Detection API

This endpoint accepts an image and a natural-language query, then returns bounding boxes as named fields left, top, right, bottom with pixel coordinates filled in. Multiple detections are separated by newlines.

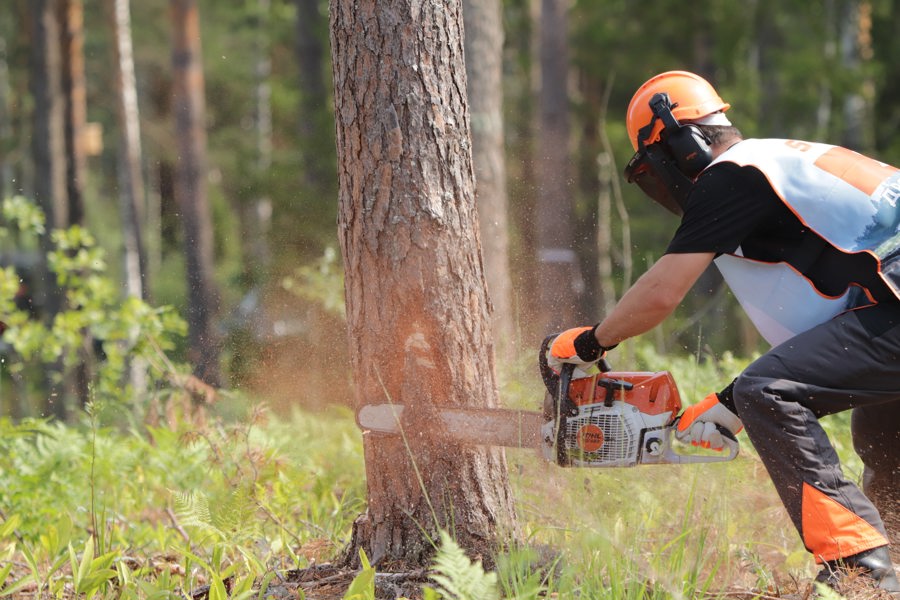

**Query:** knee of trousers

left=732, top=370, right=780, bottom=428
left=731, top=368, right=810, bottom=441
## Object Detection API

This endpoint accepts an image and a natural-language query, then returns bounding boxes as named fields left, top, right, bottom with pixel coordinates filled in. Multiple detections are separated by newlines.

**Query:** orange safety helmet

left=626, top=71, right=730, bottom=151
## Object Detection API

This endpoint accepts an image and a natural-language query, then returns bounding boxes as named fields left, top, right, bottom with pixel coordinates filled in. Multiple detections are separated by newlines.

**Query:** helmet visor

left=624, top=150, right=686, bottom=217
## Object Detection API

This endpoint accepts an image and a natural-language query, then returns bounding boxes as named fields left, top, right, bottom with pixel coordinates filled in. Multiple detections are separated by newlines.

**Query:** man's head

left=624, top=70, right=740, bottom=215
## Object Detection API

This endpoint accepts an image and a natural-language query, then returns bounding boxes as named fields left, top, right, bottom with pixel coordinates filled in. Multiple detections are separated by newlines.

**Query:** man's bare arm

left=594, top=252, right=715, bottom=347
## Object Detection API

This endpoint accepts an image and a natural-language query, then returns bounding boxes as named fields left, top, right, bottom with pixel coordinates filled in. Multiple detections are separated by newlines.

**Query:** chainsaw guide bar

left=356, top=404, right=545, bottom=449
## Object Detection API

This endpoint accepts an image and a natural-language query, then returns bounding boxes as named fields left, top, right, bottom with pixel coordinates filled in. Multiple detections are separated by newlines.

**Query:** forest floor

left=0, top=380, right=894, bottom=600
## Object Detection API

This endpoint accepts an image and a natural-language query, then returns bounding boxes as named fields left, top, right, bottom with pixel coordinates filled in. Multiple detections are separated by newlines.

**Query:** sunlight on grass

left=0, top=345, right=866, bottom=598
left=0, top=404, right=366, bottom=597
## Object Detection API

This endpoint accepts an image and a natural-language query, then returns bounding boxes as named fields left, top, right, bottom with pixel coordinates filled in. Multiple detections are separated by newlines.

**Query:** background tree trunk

left=29, top=0, right=67, bottom=233
left=330, top=0, right=518, bottom=568
left=59, top=0, right=95, bottom=410
left=109, top=0, right=149, bottom=395
left=0, top=35, right=12, bottom=201
left=462, top=0, right=515, bottom=356
left=109, top=0, right=148, bottom=302
left=535, top=0, right=581, bottom=333
left=29, top=0, right=68, bottom=420
left=249, top=0, right=272, bottom=280
left=58, top=0, right=86, bottom=227
left=170, top=0, right=220, bottom=386
left=294, top=0, right=326, bottom=188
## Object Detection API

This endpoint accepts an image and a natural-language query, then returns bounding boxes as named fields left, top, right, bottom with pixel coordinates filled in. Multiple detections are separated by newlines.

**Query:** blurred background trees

left=0, top=0, right=896, bottom=418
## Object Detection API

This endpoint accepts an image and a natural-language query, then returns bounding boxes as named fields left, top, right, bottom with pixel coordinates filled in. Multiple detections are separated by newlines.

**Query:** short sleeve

left=666, top=163, right=783, bottom=255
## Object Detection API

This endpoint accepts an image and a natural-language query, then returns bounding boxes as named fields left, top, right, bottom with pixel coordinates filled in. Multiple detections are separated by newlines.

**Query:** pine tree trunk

left=463, top=0, right=515, bottom=356
left=249, top=0, right=272, bottom=279
left=330, top=0, right=518, bottom=568
left=170, top=0, right=220, bottom=386
left=29, top=0, right=67, bottom=232
left=108, top=0, right=149, bottom=394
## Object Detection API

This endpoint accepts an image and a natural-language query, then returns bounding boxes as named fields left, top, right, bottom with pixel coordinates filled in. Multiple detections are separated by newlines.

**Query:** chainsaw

left=357, top=362, right=739, bottom=467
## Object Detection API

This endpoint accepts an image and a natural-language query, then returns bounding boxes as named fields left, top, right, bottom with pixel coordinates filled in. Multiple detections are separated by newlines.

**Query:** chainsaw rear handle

left=665, top=431, right=739, bottom=463
left=667, top=420, right=740, bottom=463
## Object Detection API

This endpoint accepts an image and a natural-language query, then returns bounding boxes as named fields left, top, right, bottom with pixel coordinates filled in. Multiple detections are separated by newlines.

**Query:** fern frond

left=210, top=488, right=259, bottom=543
left=429, top=531, right=499, bottom=600
left=173, top=490, right=221, bottom=538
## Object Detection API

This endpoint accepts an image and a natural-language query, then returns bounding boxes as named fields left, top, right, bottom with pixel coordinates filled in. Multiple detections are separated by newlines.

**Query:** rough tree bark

left=330, top=0, right=518, bottom=568
left=170, top=0, right=220, bottom=386
left=462, top=0, right=515, bottom=356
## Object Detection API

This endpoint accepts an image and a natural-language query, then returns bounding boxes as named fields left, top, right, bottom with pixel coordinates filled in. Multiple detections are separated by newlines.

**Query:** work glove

left=675, top=391, right=743, bottom=451
left=538, top=325, right=616, bottom=395
left=547, top=325, right=614, bottom=370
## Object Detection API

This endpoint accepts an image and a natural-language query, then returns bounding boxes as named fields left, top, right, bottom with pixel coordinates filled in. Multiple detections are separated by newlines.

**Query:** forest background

left=3, top=0, right=900, bottom=416
left=0, top=1, right=897, bottom=598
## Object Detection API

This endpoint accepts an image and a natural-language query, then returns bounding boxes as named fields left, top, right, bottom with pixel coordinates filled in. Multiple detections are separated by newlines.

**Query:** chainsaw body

left=543, top=366, right=737, bottom=467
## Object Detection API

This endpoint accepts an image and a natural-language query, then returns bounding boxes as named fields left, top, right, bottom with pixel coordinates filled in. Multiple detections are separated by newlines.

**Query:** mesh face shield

left=624, top=143, right=694, bottom=217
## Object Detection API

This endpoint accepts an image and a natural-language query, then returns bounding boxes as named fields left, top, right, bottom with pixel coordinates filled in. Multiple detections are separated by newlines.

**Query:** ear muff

left=665, top=123, right=712, bottom=178
left=647, top=92, right=713, bottom=177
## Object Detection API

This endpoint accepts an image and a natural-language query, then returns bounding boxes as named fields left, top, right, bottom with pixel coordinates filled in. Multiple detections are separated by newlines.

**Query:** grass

left=0, top=347, right=869, bottom=599
left=0, top=403, right=366, bottom=598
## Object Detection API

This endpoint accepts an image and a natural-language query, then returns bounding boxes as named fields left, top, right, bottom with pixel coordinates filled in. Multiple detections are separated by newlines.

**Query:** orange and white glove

left=544, top=325, right=615, bottom=375
left=675, top=392, right=743, bottom=450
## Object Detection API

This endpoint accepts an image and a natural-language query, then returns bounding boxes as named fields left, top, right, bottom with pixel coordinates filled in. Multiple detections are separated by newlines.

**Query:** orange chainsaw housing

left=567, top=371, right=682, bottom=415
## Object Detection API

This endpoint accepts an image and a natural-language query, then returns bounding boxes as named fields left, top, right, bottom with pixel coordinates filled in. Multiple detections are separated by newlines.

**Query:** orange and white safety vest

left=710, top=138, right=900, bottom=346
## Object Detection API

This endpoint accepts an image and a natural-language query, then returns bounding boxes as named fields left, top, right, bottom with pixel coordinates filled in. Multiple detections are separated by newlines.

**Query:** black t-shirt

left=665, top=161, right=895, bottom=303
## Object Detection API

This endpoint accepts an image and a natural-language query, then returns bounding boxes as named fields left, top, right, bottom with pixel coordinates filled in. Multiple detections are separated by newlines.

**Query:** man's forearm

left=593, top=252, right=715, bottom=347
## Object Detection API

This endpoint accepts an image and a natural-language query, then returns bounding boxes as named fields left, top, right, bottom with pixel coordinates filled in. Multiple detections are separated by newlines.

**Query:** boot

left=815, top=545, right=900, bottom=594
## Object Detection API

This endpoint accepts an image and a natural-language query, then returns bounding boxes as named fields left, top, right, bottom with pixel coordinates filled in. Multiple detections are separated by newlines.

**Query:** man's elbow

left=645, top=289, right=683, bottom=316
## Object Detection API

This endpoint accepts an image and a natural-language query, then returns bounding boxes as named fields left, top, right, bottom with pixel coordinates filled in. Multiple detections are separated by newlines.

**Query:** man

left=544, top=70, right=900, bottom=593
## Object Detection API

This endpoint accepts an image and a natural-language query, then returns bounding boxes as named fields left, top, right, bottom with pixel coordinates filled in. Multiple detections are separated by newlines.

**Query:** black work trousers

left=732, top=302, right=900, bottom=563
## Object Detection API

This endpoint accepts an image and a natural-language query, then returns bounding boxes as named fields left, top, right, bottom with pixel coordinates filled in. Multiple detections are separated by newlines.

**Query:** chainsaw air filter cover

left=541, top=371, right=684, bottom=467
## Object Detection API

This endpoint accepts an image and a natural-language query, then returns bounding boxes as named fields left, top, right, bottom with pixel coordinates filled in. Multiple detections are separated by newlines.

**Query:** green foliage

left=0, top=197, right=188, bottom=415
left=281, top=246, right=345, bottom=318
left=174, top=488, right=260, bottom=545
left=494, top=544, right=551, bottom=600
left=0, top=365, right=865, bottom=598
left=342, top=549, right=375, bottom=600
left=814, top=582, right=848, bottom=600
left=427, top=531, right=500, bottom=600
left=68, top=536, right=118, bottom=596
left=0, top=403, right=365, bottom=597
